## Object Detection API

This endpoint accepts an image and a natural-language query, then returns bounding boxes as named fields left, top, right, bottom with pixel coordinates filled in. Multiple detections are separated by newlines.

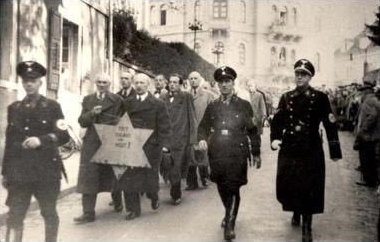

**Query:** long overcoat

left=117, top=93, right=171, bottom=193
left=76, top=92, right=123, bottom=194
left=198, top=95, right=260, bottom=190
left=2, top=95, right=70, bottom=183
left=270, top=86, right=342, bottom=214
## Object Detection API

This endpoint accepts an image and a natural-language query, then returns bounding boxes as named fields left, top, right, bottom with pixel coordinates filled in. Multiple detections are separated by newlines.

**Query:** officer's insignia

left=328, top=113, right=336, bottom=123
left=56, top=119, right=69, bottom=130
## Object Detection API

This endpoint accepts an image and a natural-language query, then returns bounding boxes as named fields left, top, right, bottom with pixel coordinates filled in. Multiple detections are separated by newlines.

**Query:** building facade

left=138, top=0, right=377, bottom=89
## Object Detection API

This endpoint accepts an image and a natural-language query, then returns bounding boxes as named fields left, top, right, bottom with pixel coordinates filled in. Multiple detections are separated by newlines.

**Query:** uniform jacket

left=116, top=87, right=136, bottom=99
left=2, top=95, right=70, bottom=183
left=356, top=93, right=380, bottom=143
left=117, top=93, right=171, bottom=193
left=270, top=86, right=342, bottom=214
left=197, top=94, right=260, bottom=186
left=76, top=92, right=123, bottom=194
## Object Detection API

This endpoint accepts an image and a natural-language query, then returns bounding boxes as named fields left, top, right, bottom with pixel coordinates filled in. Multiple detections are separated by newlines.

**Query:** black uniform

left=198, top=94, right=260, bottom=232
left=2, top=95, right=70, bottom=241
left=270, top=86, right=342, bottom=214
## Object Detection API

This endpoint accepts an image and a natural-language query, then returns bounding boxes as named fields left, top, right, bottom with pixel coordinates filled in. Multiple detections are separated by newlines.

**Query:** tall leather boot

left=224, top=195, right=238, bottom=240
left=302, top=214, right=313, bottom=242
left=5, top=226, right=23, bottom=242
left=45, top=220, right=59, bottom=242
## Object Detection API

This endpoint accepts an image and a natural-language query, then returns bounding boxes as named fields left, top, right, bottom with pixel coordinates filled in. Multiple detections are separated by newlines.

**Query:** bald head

left=188, top=71, right=203, bottom=88
left=134, top=73, right=150, bottom=95
left=96, top=73, right=111, bottom=93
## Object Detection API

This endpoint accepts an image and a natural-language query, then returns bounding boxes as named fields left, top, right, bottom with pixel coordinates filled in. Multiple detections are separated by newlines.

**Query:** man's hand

left=198, top=140, right=208, bottom=151
left=22, top=137, right=41, bottom=149
left=91, top=105, right=102, bottom=115
left=271, top=140, right=282, bottom=150
left=253, top=156, right=261, bottom=169
left=2, top=177, right=9, bottom=189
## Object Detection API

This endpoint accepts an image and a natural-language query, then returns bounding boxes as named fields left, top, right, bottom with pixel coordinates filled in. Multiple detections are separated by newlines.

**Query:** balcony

left=266, top=23, right=302, bottom=43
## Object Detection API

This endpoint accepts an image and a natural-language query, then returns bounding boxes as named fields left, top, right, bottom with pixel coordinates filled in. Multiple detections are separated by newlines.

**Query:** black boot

left=5, top=226, right=23, bottom=242
left=292, top=212, right=301, bottom=226
left=302, top=214, right=313, bottom=242
left=224, top=195, right=239, bottom=240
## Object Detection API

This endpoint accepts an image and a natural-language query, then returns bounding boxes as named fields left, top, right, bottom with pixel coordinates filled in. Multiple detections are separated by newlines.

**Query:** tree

left=365, top=6, right=380, bottom=45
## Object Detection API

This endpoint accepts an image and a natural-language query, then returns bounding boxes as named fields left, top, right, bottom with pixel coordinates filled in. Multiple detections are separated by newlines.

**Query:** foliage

left=365, top=6, right=380, bottom=46
left=113, top=10, right=215, bottom=81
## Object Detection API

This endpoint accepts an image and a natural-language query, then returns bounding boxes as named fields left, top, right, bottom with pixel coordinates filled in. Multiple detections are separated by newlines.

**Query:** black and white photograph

left=0, top=0, right=380, bottom=241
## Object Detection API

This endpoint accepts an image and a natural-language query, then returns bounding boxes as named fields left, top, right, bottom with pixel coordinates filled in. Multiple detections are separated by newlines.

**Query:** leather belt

left=214, top=129, right=243, bottom=136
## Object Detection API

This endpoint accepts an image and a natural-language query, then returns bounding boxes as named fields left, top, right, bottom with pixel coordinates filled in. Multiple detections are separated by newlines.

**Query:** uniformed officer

left=198, top=66, right=261, bottom=241
left=270, top=59, right=342, bottom=242
left=1, top=61, right=70, bottom=242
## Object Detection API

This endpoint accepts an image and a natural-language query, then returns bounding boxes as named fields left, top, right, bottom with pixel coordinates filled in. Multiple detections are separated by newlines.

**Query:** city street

left=0, top=129, right=378, bottom=242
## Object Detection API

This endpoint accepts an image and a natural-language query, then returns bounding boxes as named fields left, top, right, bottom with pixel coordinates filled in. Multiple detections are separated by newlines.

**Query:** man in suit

left=153, top=74, right=168, bottom=98
left=270, top=59, right=342, bottom=242
left=185, top=71, right=215, bottom=190
left=2, top=61, right=70, bottom=242
left=74, top=74, right=123, bottom=224
left=111, top=71, right=136, bottom=212
left=118, top=73, right=171, bottom=220
left=160, top=73, right=198, bottom=205
left=116, top=72, right=135, bottom=99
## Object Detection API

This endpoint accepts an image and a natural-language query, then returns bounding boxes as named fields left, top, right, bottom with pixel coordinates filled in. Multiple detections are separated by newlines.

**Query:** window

left=213, top=41, right=224, bottom=65
left=238, top=43, right=245, bottom=65
left=270, top=47, right=277, bottom=67
left=212, top=29, right=228, bottom=38
left=290, top=49, right=296, bottom=64
left=279, top=47, right=286, bottom=66
left=150, top=5, right=158, bottom=26
left=195, top=0, right=201, bottom=20
left=292, top=8, right=297, bottom=26
left=62, top=19, right=79, bottom=93
left=240, top=1, right=246, bottom=23
left=213, top=0, right=228, bottom=19
left=160, top=5, right=167, bottom=25
left=279, top=6, right=288, bottom=25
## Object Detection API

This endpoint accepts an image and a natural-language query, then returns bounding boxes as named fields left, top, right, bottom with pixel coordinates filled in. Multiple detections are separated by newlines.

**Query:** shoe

left=74, top=214, right=95, bottom=224
left=125, top=211, right=140, bottom=220
left=291, top=213, right=300, bottom=226
left=201, top=179, right=209, bottom=187
left=151, top=198, right=160, bottom=210
left=356, top=181, right=377, bottom=188
left=221, top=217, right=226, bottom=228
left=172, top=198, right=182, bottom=205
left=224, top=216, right=236, bottom=240
left=185, top=185, right=198, bottom=191
left=114, top=204, right=123, bottom=212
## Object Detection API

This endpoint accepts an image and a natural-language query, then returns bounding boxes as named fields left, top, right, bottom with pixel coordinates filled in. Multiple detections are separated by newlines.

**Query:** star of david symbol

left=91, top=113, right=153, bottom=179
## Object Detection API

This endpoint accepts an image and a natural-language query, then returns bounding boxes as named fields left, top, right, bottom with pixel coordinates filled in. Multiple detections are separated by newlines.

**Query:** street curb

left=0, top=185, right=77, bottom=227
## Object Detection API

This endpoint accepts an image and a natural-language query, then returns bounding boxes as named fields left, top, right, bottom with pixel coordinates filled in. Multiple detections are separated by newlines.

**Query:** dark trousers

left=170, top=182, right=182, bottom=200
left=186, top=166, right=208, bottom=187
left=6, top=181, right=60, bottom=242
left=359, top=141, right=379, bottom=186
left=216, top=184, right=241, bottom=219
left=82, top=194, right=97, bottom=216
left=111, top=191, right=122, bottom=207
left=123, top=192, right=141, bottom=214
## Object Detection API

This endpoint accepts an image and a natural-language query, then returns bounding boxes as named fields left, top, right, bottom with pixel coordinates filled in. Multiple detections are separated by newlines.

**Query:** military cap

left=214, top=66, right=237, bottom=82
left=294, top=59, right=315, bottom=77
left=16, top=61, right=47, bottom=79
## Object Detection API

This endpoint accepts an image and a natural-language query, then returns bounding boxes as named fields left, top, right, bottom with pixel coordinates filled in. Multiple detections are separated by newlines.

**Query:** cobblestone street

left=0, top=129, right=378, bottom=242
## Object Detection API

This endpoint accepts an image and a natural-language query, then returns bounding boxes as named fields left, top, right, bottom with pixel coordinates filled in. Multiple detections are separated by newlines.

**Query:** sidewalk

left=0, top=152, right=80, bottom=226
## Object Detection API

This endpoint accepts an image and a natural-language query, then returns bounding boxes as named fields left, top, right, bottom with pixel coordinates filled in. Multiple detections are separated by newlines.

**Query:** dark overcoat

left=198, top=95, right=260, bottom=190
left=270, top=86, right=342, bottom=214
left=2, top=95, right=70, bottom=183
left=76, top=92, right=123, bottom=194
left=117, top=93, right=171, bottom=193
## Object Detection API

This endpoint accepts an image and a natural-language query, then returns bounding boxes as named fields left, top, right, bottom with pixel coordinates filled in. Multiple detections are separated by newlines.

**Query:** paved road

left=0, top=129, right=378, bottom=242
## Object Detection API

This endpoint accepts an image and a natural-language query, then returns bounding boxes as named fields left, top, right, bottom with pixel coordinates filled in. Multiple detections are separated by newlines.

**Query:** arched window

left=270, top=46, right=277, bottom=67
left=279, top=6, right=288, bottom=25
left=240, top=1, right=246, bottom=23
left=195, top=42, right=201, bottom=54
left=195, top=0, right=201, bottom=20
left=279, top=47, right=286, bottom=66
left=213, top=0, right=228, bottom=19
left=272, top=5, right=278, bottom=24
left=292, top=7, right=297, bottom=26
left=238, top=43, right=245, bottom=65
left=150, top=5, right=158, bottom=26
left=315, top=53, right=320, bottom=71
left=160, top=4, right=167, bottom=26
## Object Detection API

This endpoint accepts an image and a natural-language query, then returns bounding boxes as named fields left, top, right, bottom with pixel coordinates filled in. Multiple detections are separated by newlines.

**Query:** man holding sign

left=118, top=73, right=172, bottom=220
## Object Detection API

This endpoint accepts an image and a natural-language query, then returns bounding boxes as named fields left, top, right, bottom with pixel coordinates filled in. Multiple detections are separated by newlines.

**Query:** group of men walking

left=2, top=58, right=346, bottom=242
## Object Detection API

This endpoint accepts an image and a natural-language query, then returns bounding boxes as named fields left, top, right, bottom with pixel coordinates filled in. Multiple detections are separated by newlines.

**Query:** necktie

left=193, top=88, right=197, bottom=95
left=98, top=93, right=104, bottom=100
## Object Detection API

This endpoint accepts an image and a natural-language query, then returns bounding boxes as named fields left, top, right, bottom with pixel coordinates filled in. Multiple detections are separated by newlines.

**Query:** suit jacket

left=117, top=93, right=171, bottom=193
left=117, top=87, right=136, bottom=100
left=2, top=95, right=70, bottom=183
left=190, top=87, right=217, bottom=126
left=249, top=91, right=267, bottom=134
left=356, top=93, right=380, bottom=142
left=76, top=92, right=123, bottom=194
